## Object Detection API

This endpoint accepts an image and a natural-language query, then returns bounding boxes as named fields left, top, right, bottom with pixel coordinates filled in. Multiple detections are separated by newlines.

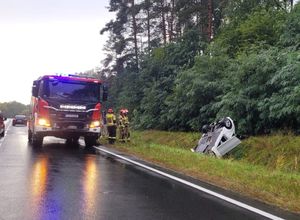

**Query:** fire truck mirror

left=102, top=84, right=108, bottom=102
left=32, top=80, right=39, bottom=97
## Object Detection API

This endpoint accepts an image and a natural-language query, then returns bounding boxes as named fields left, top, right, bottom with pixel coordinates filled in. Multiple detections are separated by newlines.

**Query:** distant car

left=0, top=113, right=5, bottom=137
left=12, top=115, right=27, bottom=126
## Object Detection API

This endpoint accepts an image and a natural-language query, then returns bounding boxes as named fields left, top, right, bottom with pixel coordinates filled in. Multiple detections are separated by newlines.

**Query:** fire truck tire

left=85, top=136, right=97, bottom=148
left=32, top=134, right=43, bottom=147
left=28, top=130, right=32, bottom=141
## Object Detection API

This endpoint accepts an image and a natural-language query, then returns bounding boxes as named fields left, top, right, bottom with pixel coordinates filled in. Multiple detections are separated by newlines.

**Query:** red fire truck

left=28, top=75, right=108, bottom=147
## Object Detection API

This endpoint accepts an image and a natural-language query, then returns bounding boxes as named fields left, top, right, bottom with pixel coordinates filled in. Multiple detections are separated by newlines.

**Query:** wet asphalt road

left=0, top=120, right=295, bottom=220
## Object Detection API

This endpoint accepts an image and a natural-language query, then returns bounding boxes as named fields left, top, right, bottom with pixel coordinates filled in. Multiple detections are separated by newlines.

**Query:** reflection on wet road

left=82, top=156, right=98, bottom=217
left=30, top=155, right=48, bottom=219
left=0, top=121, right=294, bottom=220
left=0, top=121, right=104, bottom=219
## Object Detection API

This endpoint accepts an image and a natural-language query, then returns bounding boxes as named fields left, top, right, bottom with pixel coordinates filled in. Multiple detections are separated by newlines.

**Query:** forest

left=0, top=101, right=29, bottom=118
left=98, top=0, right=300, bottom=135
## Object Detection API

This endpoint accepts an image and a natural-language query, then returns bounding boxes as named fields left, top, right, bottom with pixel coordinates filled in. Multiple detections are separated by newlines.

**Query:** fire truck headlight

left=90, top=121, right=100, bottom=128
left=38, top=118, right=51, bottom=127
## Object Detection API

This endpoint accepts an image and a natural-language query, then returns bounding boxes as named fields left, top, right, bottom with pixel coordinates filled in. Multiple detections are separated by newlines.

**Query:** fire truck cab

left=28, top=75, right=108, bottom=147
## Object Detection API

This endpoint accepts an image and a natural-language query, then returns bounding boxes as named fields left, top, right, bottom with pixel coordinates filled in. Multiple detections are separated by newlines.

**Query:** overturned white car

left=192, top=117, right=241, bottom=158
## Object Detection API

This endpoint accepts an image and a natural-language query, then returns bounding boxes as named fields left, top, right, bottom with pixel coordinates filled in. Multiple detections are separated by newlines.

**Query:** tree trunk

left=168, top=0, right=175, bottom=42
left=131, top=0, right=139, bottom=70
left=161, top=0, right=167, bottom=45
left=207, top=0, right=213, bottom=41
left=146, top=0, right=151, bottom=52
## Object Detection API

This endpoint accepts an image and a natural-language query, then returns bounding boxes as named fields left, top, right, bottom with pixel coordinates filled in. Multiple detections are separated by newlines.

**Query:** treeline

left=99, top=0, right=300, bottom=135
left=0, top=102, right=30, bottom=118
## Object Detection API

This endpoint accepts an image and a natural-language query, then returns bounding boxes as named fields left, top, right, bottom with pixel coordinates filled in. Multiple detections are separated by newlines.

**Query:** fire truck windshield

left=42, top=79, right=100, bottom=102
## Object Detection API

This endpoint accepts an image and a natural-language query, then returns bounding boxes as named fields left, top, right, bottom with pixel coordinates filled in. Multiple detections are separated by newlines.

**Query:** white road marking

left=94, top=146, right=285, bottom=220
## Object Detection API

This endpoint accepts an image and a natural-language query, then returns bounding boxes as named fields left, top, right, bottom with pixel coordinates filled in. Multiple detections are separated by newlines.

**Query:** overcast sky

left=0, top=0, right=114, bottom=104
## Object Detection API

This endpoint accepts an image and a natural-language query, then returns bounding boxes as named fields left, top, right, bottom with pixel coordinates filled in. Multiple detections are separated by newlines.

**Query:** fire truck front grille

left=48, top=109, right=92, bottom=130
left=49, top=110, right=91, bottom=121
left=52, top=121, right=86, bottom=130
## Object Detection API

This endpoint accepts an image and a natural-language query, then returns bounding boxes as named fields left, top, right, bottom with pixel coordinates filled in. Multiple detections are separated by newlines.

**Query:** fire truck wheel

left=85, top=136, right=97, bottom=148
left=28, top=130, right=32, bottom=141
left=31, top=134, right=43, bottom=147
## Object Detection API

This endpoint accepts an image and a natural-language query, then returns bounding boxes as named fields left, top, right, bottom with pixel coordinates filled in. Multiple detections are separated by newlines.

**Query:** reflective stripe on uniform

left=106, top=113, right=116, bottom=126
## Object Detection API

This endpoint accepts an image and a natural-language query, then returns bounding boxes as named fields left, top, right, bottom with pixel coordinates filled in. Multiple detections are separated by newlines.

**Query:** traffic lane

left=0, top=125, right=267, bottom=220
left=0, top=118, right=11, bottom=141
left=96, top=158, right=266, bottom=220
left=98, top=147, right=300, bottom=220
left=4, top=118, right=11, bottom=126
left=0, top=124, right=101, bottom=220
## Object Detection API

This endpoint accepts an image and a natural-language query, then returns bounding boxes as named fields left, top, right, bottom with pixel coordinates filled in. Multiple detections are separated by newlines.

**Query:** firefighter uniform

left=123, top=113, right=130, bottom=141
left=106, top=109, right=117, bottom=144
left=118, top=112, right=126, bottom=142
left=118, top=109, right=130, bottom=142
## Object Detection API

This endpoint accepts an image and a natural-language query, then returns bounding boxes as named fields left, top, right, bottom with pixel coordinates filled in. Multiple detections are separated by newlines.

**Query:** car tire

left=202, top=124, right=210, bottom=133
left=0, top=130, right=4, bottom=137
left=207, top=150, right=216, bottom=157
left=220, top=118, right=232, bottom=129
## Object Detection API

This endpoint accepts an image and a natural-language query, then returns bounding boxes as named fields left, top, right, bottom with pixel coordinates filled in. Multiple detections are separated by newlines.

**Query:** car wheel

left=202, top=124, right=210, bottom=133
left=0, top=130, right=4, bottom=137
left=207, top=150, right=216, bottom=157
left=220, top=118, right=232, bottom=129
left=225, top=119, right=232, bottom=129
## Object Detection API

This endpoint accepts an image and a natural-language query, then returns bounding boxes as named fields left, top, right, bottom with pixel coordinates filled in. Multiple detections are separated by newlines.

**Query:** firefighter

left=123, top=109, right=130, bottom=141
left=118, top=109, right=126, bottom=142
left=106, top=108, right=117, bottom=144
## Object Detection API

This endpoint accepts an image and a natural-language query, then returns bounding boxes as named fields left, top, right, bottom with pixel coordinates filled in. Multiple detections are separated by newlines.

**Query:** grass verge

left=100, top=130, right=300, bottom=213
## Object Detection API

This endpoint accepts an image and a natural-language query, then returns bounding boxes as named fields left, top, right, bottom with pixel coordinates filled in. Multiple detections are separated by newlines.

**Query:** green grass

left=230, top=134, right=300, bottom=173
left=100, top=130, right=300, bottom=213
